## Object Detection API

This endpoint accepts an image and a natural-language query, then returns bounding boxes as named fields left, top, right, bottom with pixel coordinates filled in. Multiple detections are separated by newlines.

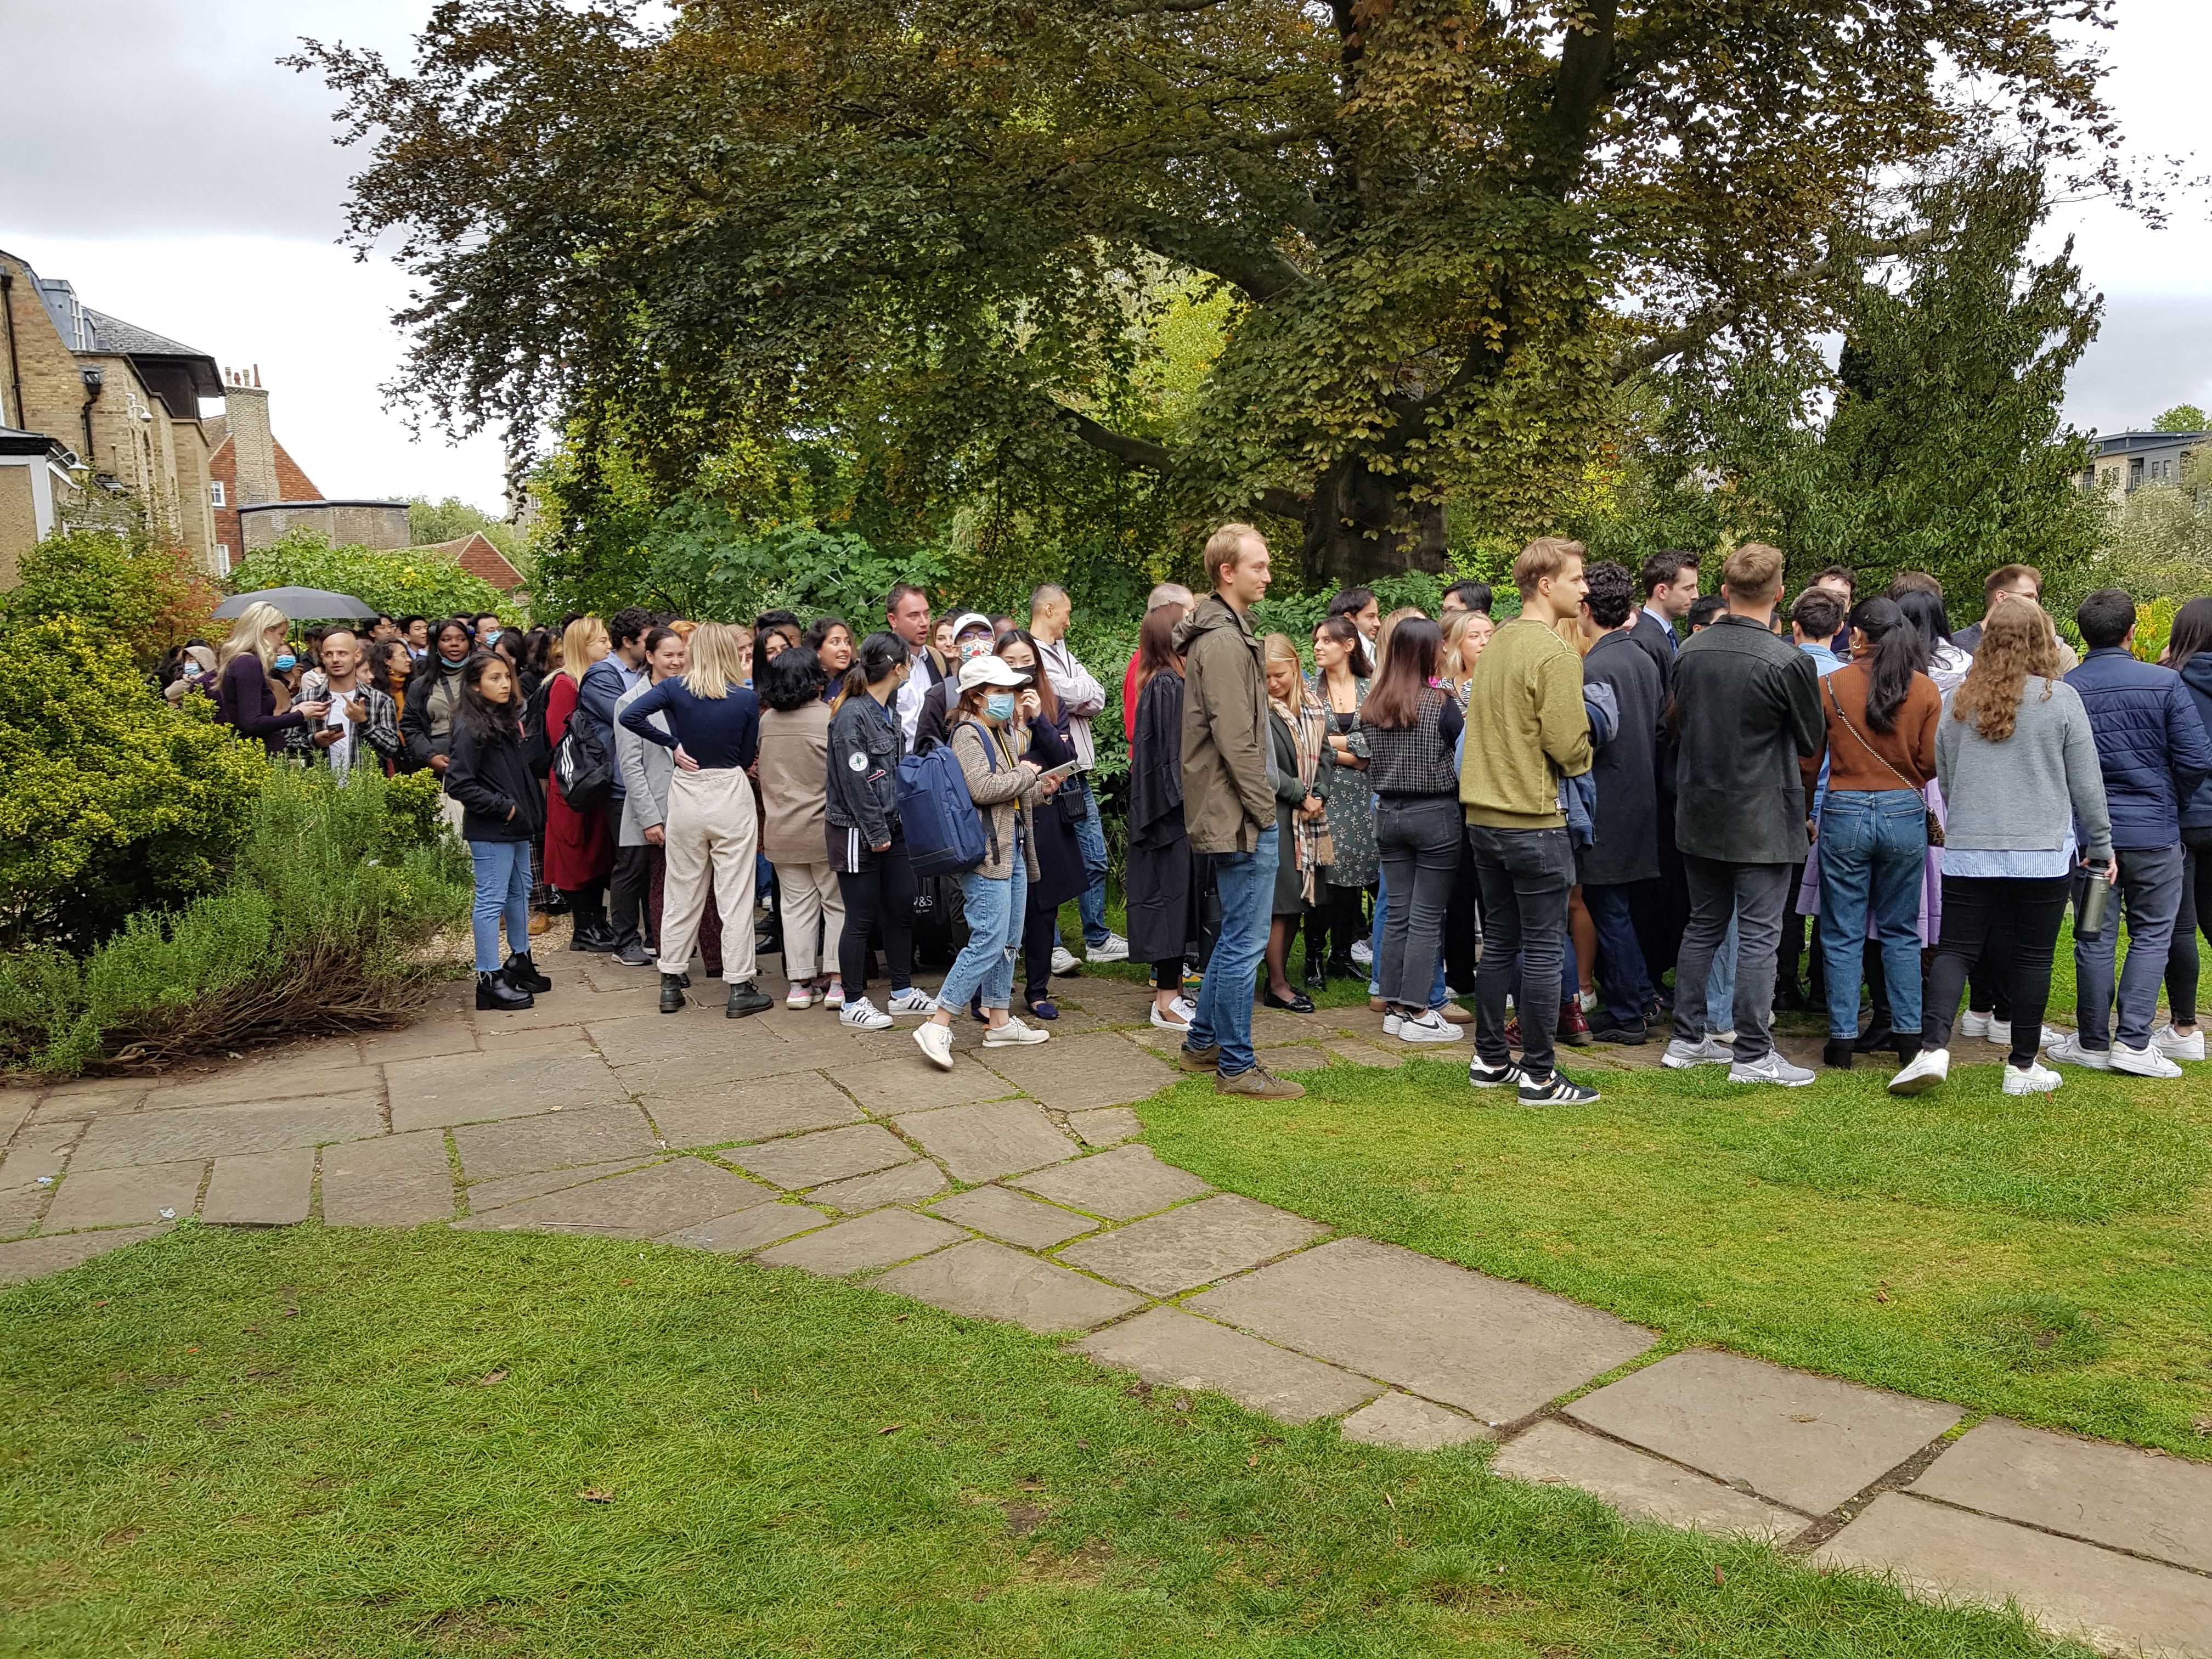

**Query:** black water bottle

left=2078, top=860, right=2112, bottom=938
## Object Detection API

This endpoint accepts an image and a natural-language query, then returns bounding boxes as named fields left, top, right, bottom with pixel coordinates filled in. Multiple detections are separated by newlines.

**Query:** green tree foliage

left=2093, top=442, right=2212, bottom=601
left=229, top=527, right=515, bottom=623
left=405, top=494, right=526, bottom=560
left=2, top=530, right=219, bottom=669
left=0, top=617, right=267, bottom=948
left=2153, top=404, right=2207, bottom=433
left=297, top=0, right=2117, bottom=585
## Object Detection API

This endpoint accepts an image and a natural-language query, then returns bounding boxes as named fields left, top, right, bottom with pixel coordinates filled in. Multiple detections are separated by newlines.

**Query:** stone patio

left=3, top=949, right=2207, bottom=1658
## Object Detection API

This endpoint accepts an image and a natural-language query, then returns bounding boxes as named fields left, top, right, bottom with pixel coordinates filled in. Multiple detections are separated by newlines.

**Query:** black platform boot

left=505, top=951, right=552, bottom=994
left=659, top=973, right=687, bottom=1014
left=477, top=969, right=533, bottom=1012
left=726, top=980, right=774, bottom=1018
left=1822, top=1038, right=1855, bottom=1070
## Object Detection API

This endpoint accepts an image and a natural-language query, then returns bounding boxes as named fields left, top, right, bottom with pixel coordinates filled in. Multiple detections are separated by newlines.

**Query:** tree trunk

left=1299, top=456, right=1449, bottom=588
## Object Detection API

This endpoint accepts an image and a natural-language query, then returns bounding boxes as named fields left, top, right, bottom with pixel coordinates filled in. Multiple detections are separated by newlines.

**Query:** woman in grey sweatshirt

left=1889, top=603, right=2110, bottom=1098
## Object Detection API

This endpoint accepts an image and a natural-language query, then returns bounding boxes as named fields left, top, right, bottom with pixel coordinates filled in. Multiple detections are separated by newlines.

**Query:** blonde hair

left=1553, top=616, right=1592, bottom=657
left=1722, top=542, right=1787, bottom=600
left=1203, top=522, right=1264, bottom=585
left=1371, top=606, right=1425, bottom=681
left=1441, top=608, right=1493, bottom=676
left=1513, top=537, right=1586, bottom=599
left=560, top=617, right=609, bottom=686
left=218, top=601, right=288, bottom=674
left=681, top=621, right=748, bottom=698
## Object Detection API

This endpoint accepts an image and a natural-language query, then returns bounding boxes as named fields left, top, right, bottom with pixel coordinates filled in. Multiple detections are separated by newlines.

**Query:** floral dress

left=1310, top=671, right=1376, bottom=890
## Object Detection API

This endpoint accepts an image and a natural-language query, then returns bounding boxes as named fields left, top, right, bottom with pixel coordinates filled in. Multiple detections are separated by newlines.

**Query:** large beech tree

left=302, top=0, right=2116, bottom=584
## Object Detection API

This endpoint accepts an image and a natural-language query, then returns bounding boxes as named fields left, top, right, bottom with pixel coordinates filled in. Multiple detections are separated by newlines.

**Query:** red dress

left=542, top=672, right=614, bottom=891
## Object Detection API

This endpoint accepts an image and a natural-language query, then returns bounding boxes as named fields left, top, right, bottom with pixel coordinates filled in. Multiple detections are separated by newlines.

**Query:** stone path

left=3, top=947, right=2207, bottom=1657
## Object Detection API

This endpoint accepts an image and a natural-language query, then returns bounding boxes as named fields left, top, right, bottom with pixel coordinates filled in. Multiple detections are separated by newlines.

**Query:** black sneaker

left=1468, top=1058, right=1525, bottom=1088
left=1588, top=1018, right=1649, bottom=1046
left=1518, top=1070, right=1601, bottom=1105
left=610, top=940, right=652, bottom=968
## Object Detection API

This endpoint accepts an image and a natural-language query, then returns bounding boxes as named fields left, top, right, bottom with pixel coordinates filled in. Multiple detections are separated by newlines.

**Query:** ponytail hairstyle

left=845, top=630, right=911, bottom=703
left=1312, top=613, right=1372, bottom=679
left=1847, top=597, right=1927, bottom=735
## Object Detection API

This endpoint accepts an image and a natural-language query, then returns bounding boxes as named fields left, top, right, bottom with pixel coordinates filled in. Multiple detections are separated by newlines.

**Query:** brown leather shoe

left=1215, top=1065, right=1306, bottom=1099
left=1178, top=1042, right=1222, bottom=1071
left=1437, top=1001, right=1474, bottom=1025
left=1369, top=995, right=1387, bottom=1013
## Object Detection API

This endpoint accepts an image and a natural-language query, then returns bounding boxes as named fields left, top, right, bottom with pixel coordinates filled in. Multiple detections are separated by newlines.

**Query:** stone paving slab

left=144, top=1054, right=371, bottom=1110
left=1081, top=1306, right=1380, bottom=1424
left=878, top=1238, right=1147, bottom=1334
left=355, top=1021, right=479, bottom=1063
left=388, top=1052, right=630, bottom=1131
left=656, top=1203, right=831, bottom=1254
left=1009, top=1144, right=1213, bottom=1221
left=1909, top=1417, right=2212, bottom=1572
left=893, top=1101, right=1079, bottom=1182
left=975, top=1031, right=1179, bottom=1110
left=200, top=1148, right=315, bottom=1226
left=1, top=1129, right=82, bottom=1190
left=1056, top=1194, right=1327, bottom=1296
left=1492, top=1419, right=1805, bottom=1538
left=929, top=1185, right=1099, bottom=1249
left=323, top=1132, right=455, bottom=1226
left=1564, top=1349, right=1962, bottom=1515
left=20, top=1080, right=146, bottom=1116
left=43, top=1160, right=203, bottom=1232
left=1340, top=1391, right=1491, bottom=1450
left=828, top=1051, right=1013, bottom=1115
left=476, top=1028, right=602, bottom=1061
left=1063, top=1108, right=1142, bottom=1148
left=1256, top=1044, right=1329, bottom=1073
left=463, top=1157, right=662, bottom=1216
left=0, top=1094, right=31, bottom=1147
left=454, top=1157, right=766, bottom=1238
left=645, top=1078, right=864, bottom=1149
left=451, top=1104, right=660, bottom=1182
left=729, top=1124, right=915, bottom=1190
left=754, top=1207, right=967, bottom=1277
left=73, top=1095, right=384, bottom=1170
left=1813, top=1492, right=2212, bottom=1658
left=810, top=1161, right=948, bottom=1211
left=0, top=1222, right=171, bottom=1286
left=1187, top=1237, right=1653, bottom=1428
left=1322, top=1037, right=1402, bottom=1068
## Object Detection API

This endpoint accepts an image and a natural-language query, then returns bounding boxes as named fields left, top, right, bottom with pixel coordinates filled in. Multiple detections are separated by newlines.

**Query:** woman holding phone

left=995, top=628, right=1086, bottom=1020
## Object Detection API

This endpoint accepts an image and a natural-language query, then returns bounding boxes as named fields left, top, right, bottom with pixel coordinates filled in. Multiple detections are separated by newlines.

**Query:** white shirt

left=1035, top=634, right=1105, bottom=769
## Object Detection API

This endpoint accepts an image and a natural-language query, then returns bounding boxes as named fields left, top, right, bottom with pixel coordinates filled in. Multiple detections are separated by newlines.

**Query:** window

left=210, top=480, right=225, bottom=506
left=215, top=543, right=231, bottom=574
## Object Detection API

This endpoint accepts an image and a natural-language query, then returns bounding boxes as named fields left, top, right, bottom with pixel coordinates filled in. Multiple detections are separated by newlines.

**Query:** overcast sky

left=1, top=1, right=2209, bottom=512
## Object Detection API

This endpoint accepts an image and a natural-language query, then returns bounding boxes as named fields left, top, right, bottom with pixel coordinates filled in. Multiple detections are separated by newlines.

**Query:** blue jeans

left=939, top=860, right=1028, bottom=1014
left=1368, top=860, right=1451, bottom=1006
left=2074, top=842, right=2185, bottom=1049
left=469, top=839, right=533, bottom=971
left=1583, top=883, right=1654, bottom=1027
left=1065, top=776, right=1111, bottom=947
left=1190, top=826, right=1277, bottom=1076
left=1816, top=789, right=1928, bottom=1037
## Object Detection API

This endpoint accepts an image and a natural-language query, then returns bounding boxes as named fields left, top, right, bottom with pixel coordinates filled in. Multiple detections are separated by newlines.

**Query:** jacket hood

left=1173, top=592, right=1249, bottom=651
left=2181, top=653, right=2212, bottom=699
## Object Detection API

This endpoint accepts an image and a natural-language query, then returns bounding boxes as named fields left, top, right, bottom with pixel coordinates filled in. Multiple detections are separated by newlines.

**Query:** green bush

left=2, top=529, right=219, bottom=671
left=0, top=767, right=471, bottom=1075
left=228, top=527, right=516, bottom=622
left=0, top=618, right=268, bottom=947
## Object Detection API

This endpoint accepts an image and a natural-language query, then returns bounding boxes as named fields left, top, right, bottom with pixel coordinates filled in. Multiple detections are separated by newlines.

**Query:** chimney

left=225, top=368, right=279, bottom=505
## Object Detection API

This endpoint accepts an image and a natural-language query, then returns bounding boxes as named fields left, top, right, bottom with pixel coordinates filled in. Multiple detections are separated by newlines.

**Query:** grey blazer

left=614, top=679, right=674, bottom=847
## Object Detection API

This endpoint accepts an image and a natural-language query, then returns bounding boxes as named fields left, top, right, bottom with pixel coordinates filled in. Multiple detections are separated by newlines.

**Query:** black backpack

left=551, top=703, right=615, bottom=811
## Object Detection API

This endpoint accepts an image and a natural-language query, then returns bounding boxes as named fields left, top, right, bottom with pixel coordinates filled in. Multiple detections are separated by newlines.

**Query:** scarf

left=1270, top=686, right=1333, bottom=901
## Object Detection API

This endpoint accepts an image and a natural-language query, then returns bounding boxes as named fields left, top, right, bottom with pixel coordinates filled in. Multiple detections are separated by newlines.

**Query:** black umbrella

left=212, top=586, right=377, bottom=621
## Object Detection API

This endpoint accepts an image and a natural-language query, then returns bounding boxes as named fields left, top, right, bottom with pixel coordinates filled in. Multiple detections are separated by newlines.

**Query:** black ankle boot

left=1852, top=1020, right=1895, bottom=1054
left=477, top=969, right=533, bottom=1012
left=1894, top=1032, right=1922, bottom=1064
left=1822, top=1038, right=1855, bottom=1070
left=725, top=981, right=773, bottom=1019
left=504, top=951, right=552, bottom=994
left=1304, top=956, right=1328, bottom=991
left=659, top=973, right=687, bottom=1014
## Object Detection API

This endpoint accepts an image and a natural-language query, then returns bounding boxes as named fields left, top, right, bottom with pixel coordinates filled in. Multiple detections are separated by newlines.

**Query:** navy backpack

left=895, top=728, right=992, bottom=878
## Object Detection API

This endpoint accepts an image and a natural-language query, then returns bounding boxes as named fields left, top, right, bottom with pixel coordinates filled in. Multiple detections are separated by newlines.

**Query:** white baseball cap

left=957, top=654, right=1032, bottom=692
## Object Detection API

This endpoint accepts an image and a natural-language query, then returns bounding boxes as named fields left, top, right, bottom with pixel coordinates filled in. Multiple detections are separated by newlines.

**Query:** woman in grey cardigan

left=1888, top=603, right=2111, bottom=1098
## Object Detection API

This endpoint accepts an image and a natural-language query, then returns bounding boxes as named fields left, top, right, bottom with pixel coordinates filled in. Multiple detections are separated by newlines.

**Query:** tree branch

left=1053, top=400, right=1305, bottom=520
left=1108, top=0, right=1229, bottom=14
left=1541, top=0, right=1619, bottom=188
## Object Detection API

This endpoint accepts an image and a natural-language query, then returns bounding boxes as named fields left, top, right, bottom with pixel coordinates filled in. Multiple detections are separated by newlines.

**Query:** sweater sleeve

left=221, top=655, right=303, bottom=740
left=2063, top=693, right=2115, bottom=861
left=443, top=726, right=516, bottom=822
left=955, top=721, right=1032, bottom=806
left=1534, top=647, right=1593, bottom=780
left=1908, top=676, right=1940, bottom=781
left=619, top=679, right=679, bottom=748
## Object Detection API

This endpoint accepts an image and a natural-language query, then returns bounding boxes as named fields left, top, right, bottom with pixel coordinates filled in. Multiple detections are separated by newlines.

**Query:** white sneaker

left=825, top=981, right=845, bottom=1010
left=1085, top=933, right=1130, bottom=963
left=1985, top=1019, right=2011, bottom=1049
left=1149, top=1000, right=1192, bottom=1033
left=1661, top=1035, right=1732, bottom=1069
left=1171, top=994, right=1197, bottom=1024
left=1715, top=1030, right=1737, bottom=1047
left=1959, top=1009, right=1992, bottom=1039
left=1728, top=1051, right=1816, bottom=1087
left=2151, top=1023, right=2205, bottom=1061
left=1381, top=1012, right=1403, bottom=1037
left=2003, top=1059, right=2063, bottom=1096
left=984, top=1015, right=1050, bottom=1047
left=840, top=997, right=893, bottom=1031
left=886, top=987, right=936, bottom=1015
left=1577, top=989, right=1598, bottom=1013
left=1395, top=1008, right=1463, bottom=1044
left=1886, top=1046, right=1949, bottom=1095
left=2045, top=1032, right=2111, bottom=1070
left=1051, top=945, right=1081, bottom=977
left=2040, top=1023, right=2072, bottom=1049
left=1350, top=939, right=1373, bottom=968
left=2110, top=1040, right=2183, bottom=1079
left=786, top=983, right=817, bottom=1010
left=913, top=1020, right=955, bottom=1069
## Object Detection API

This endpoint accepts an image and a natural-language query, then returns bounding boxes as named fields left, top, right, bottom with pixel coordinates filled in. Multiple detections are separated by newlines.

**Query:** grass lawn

left=1139, top=1053, right=2212, bottom=1462
left=1, top=1224, right=2089, bottom=1659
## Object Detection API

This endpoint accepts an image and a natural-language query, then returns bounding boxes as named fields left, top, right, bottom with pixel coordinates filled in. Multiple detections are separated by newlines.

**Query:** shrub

left=1, top=529, right=219, bottom=670
left=228, top=527, right=516, bottom=622
left=0, top=767, right=471, bottom=1074
left=0, top=618, right=268, bottom=947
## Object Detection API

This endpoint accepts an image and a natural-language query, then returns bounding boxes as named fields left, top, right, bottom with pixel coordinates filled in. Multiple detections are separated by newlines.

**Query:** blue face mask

left=273, top=653, right=297, bottom=672
left=984, top=691, right=1016, bottom=721
left=439, top=652, right=469, bottom=669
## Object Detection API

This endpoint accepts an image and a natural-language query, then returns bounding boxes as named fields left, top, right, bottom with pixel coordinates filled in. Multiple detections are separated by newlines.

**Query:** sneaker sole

left=1728, top=1070, right=1815, bottom=1088
left=1468, top=1070, right=1522, bottom=1088
left=2003, top=1075, right=2062, bottom=1095
left=1886, top=1071, right=1946, bottom=1096
left=1397, top=1030, right=1464, bottom=1043
left=913, top=1032, right=955, bottom=1070
left=2109, top=1058, right=2182, bottom=1079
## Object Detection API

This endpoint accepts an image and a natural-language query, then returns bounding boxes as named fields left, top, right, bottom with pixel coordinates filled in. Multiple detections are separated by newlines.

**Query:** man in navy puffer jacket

left=2057, top=589, right=2212, bottom=1075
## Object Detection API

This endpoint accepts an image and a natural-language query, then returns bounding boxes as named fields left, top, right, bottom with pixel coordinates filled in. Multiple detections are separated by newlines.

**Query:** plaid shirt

left=297, top=670, right=403, bottom=772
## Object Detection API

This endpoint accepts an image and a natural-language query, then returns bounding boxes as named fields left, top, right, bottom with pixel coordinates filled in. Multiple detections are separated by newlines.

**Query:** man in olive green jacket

left=1172, top=524, right=1302, bottom=1100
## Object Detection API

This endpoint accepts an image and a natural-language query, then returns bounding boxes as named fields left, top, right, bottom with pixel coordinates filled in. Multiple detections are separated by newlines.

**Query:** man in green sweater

left=1460, top=537, right=1599, bottom=1105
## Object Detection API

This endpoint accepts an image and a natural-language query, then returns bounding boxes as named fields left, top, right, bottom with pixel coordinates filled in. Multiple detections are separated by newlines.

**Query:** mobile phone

left=1037, top=760, right=1079, bottom=786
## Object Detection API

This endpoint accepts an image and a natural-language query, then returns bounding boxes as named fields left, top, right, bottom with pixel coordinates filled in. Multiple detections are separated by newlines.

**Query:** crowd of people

left=192, top=529, right=2212, bottom=1104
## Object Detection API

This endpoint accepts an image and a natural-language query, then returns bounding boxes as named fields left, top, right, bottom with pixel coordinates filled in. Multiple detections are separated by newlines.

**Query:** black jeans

left=836, top=836, right=915, bottom=996
left=1925, top=873, right=2070, bottom=1066
left=1677, top=856, right=1793, bottom=1063
left=1023, top=889, right=1060, bottom=1005
left=1445, top=826, right=1482, bottom=992
left=2162, top=827, right=2212, bottom=1026
left=1375, top=795, right=1463, bottom=1009
left=1467, top=824, right=1575, bottom=1077
left=605, top=797, right=653, bottom=952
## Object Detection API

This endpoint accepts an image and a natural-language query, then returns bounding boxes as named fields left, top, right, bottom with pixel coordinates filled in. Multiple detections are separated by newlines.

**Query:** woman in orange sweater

left=1803, top=597, right=1941, bottom=1070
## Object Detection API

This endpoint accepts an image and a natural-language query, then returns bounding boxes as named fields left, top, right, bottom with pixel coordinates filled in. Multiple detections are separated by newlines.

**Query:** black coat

left=1578, top=629, right=1663, bottom=887
left=1023, top=716, right=1088, bottom=910
left=1628, top=609, right=1678, bottom=695
left=445, top=719, right=545, bottom=843
left=1671, top=614, right=1824, bottom=864
left=1127, top=669, right=1202, bottom=967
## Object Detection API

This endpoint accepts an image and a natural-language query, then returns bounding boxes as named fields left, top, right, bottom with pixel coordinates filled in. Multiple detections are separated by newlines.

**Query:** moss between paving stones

left=3, top=1223, right=2089, bottom=1658
left=1137, top=1053, right=2212, bottom=1460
